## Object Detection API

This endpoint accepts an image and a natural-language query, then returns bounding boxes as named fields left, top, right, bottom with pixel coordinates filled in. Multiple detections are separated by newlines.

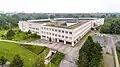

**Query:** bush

left=10, top=55, right=24, bottom=67
left=20, top=45, right=46, bottom=55
left=6, top=30, right=15, bottom=40
left=51, top=52, right=65, bottom=66
left=33, top=58, right=45, bottom=67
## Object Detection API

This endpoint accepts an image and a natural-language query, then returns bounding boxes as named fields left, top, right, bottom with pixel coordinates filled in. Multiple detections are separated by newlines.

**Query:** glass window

left=59, top=30, right=61, bottom=32
left=55, top=29, right=57, bottom=32
left=52, top=33, right=54, bottom=36
left=65, top=31, right=68, bottom=34
left=59, top=35, right=61, bottom=37
left=62, top=30, right=64, bottom=33
left=69, top=37, right=72, bottom=39
left=44, top=28, right=46, bottom=30
left=42, top=31, right=43, bottom=33
left=52, top=29, right=54, bottom=31
left=55, top=34, right=57, bottom=36
left=69, top=32, right=72, bottom=34
left=62, top=35, right=64, bottom=38
left=65, top=36, right=68, bottom=39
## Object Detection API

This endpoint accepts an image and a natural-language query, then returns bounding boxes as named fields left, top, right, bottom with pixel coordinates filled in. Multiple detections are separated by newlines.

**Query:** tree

left=10, top=55, right=24, bottom=67
left=0, top=56, right=7, bottom=67
left=50, top=15, right=55, bottom=19
left=33, top=58, right=45, bottom=67
left=6, top=29, right=15, bottom=40
left=77, top=36, right=102, bottom=67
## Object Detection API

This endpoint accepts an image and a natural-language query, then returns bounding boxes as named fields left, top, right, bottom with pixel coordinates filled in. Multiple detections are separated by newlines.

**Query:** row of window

left=29, top=27, right=39, bottom=30
left=41, top=27, right=72, bottom=34
left=42, top=31, right=72, bottom=39
left=75, top=22, right=91, bottom=33
left=30, top=30, right=39, bottom=34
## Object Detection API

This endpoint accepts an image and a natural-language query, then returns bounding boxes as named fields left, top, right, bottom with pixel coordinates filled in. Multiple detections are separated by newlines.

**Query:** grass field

left=0, top=41, right=38, bottom=67
left=117, top=49, right=120, bottom=64
left=0, top=30, right=7, bottom=39
left=0, top=41, right=64, bottom=67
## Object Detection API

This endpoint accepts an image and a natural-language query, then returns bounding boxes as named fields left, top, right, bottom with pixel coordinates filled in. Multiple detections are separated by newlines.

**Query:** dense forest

left=100, top=18, right=120, bottom=34
left=77, top=36, right=102, bottom=67
left=0, top=14, right=18, bottom=29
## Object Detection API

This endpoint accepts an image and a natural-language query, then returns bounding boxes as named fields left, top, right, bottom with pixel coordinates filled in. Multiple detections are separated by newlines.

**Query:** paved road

left=107, top=35, right=119, bottom=67
left=93, top=34, right=115, bottom=67
left=93, top=33, right=119, bottom=67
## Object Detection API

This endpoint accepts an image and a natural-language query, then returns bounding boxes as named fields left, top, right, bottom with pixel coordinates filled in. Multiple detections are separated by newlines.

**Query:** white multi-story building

left=18, top=18, right=104, bottom=46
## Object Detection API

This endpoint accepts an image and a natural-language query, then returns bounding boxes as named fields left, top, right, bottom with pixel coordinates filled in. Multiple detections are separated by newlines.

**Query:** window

left=65, top=31, right=68, bottom=34
left=69, top=32, right=72, bottom=34
left=52, top=29, right=54, bottom=31
left=55, top=34, right=57, bottom=36
left=59, top=30, right=61, bottom=32
left=62, top=35, right=64, bottom=38
left=55, top=29, right=57, bottom=32
left=44, top=28, right=46, bottom=30
left=62, top=30, right=64, bottom=33
left=65, top=36, right=68, bottom=39
left=59, top=35, right=61, bottom=37
left=69, top=37, right=72, bottom=39
left=52, top=33, right=54, bottom=36
left=42, top=31, right=43, bottom=33
left=36, top=32, right=39, bottom=34
left=36, top=28, right=39, bottom=30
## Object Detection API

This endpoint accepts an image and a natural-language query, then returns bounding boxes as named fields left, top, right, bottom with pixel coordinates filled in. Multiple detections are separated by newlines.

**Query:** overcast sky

left=0, top=0, right=119, bottom=13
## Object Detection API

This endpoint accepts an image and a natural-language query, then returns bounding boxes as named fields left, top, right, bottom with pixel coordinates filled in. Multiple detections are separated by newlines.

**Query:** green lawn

left=20, top=45, right=65, bottom=67
left=51, top=52, right=65, bottom=66
left=0, top=41, right=64, bottom=67
left=0, top=41, right=38, bottom=67
left=21, top=45, right=47, bottom=55
left=0, top=30, right=7, bottom=39
left=117, top=49, right=120, bottom=64
left=0, top=28, right=18, bottom=39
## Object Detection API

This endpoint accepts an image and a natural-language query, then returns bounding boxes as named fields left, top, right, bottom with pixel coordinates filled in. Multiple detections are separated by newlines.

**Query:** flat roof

left=26, top=18, right=96, bottom=22
left=45, top=20, right=90, bottom=29
left=27, top=19, right=51, bottom=22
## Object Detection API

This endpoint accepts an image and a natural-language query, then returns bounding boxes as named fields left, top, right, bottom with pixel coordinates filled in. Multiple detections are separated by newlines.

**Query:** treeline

left=1, top=29, right=40, bottom=41
left=0, top=14, right=18, bottom=29
left=77, top=36, right=102, bottom=67
left=100, top=18, right=120, bottom=34
left=1, top=12, right=120, bottom=30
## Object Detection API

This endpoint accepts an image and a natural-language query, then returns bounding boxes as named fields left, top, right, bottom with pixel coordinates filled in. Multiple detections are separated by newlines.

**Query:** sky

left=0, top=0, right=119, bottom=13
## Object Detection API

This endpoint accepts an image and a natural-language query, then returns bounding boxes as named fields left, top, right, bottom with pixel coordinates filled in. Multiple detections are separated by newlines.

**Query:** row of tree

left=0, top=14, right=18, bottom=29
left=100, top=18, right=120, bottom=34
left=77, top=36, right=102, bottom=67
left=1, top=30, right=40, bottom=40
